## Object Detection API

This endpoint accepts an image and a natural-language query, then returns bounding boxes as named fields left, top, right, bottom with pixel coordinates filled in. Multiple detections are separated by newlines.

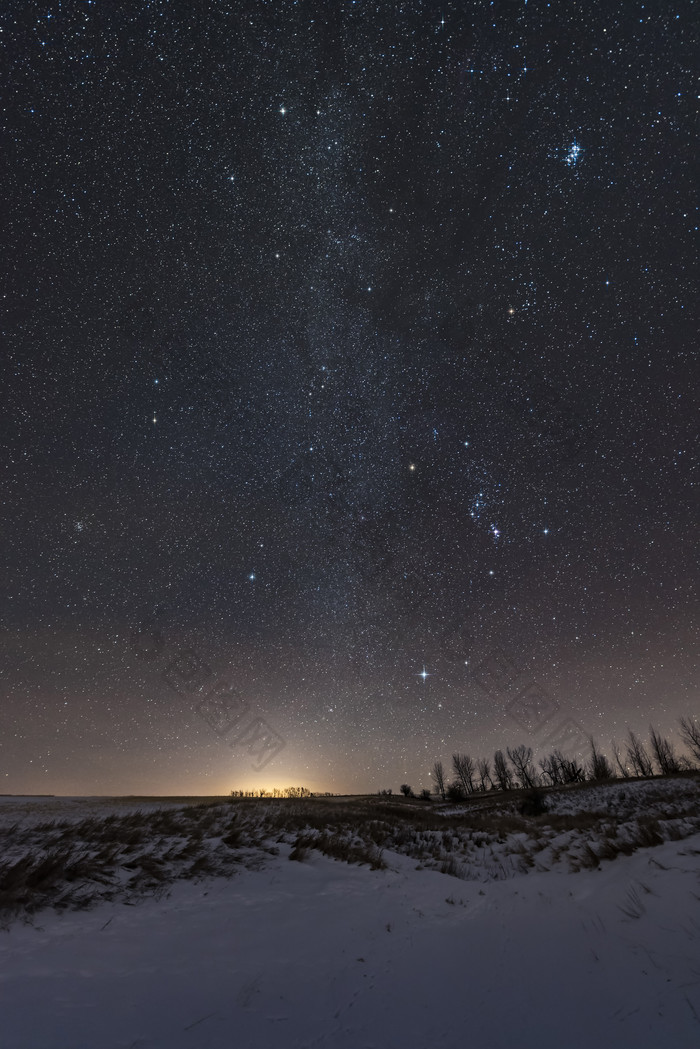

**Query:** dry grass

left=1, top=775, right=699, bottom=921
left=0, top=802, right=248, bottom=922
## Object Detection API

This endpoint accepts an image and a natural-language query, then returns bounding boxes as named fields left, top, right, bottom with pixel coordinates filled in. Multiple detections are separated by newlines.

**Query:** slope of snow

left=1, top=833, right=700, bottom=1049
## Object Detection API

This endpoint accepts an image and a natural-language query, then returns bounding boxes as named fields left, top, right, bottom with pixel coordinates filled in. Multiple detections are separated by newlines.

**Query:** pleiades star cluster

left=2, top=1, right=696, bottom=794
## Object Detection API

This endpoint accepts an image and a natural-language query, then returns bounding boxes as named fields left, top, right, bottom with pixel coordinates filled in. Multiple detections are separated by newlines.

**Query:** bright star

left=565, top=140, right=582, bottom=166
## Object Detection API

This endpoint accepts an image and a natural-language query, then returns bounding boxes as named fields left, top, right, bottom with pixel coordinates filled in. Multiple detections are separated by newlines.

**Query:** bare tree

left=587, top=737, right=613, bottom=781
left=539, top=753, right=563, bottom=786
left=493, top=749, right=513, bottom=791
left=559, top=752, right=585, bottom=783
left=507, top=745, right=538, bottom=788
left=452, top=753, right=475, bottom=795
left=649, top=726, right=681, bottom=775
left=678, top=717, right=700, bottom=765
left=625, top=730, right=654, bottom=777
left=432, top=760, right=447, bottom=800
left=611, top=739, right=630, bottom=778
left=476, top=757, right=492, bottom=792
left=400, top=783, right=413, bottom=797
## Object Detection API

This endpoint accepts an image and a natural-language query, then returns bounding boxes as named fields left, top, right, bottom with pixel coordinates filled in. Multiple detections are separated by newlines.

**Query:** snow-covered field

left=1, top=780, right=699, bottom=1048
left=0, top=795, right=216, bottom=827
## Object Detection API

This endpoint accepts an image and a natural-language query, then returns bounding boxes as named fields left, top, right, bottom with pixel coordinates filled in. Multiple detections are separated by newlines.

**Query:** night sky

left=2, top=1, right=697, bottom=796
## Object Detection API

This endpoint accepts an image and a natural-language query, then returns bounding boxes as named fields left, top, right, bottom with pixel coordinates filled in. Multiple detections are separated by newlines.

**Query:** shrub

left=519, top=789, right=548, bottom=816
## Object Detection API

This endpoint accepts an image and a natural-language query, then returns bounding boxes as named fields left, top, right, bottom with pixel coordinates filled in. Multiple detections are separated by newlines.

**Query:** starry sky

left=2, top=0, right=697, bottom=796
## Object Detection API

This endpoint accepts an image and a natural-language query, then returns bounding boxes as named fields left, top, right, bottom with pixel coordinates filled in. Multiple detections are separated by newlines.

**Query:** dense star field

left=2, top=1, right=696, bottom=794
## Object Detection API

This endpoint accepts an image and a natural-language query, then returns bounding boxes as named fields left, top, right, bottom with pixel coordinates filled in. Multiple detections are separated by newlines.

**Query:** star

left=565, top=140, right=582, bottom=166
left=6, top=0, right=693, bottom=804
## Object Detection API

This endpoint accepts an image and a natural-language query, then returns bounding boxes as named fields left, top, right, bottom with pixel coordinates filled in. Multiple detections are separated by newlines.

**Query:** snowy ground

left=1, top=783, right=700, bottom=1048
left=0, top=796, right=217, bottom=827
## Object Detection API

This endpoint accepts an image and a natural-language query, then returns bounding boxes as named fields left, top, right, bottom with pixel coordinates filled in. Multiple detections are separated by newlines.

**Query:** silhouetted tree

left=587, top=738, right=613, bottom=781
left=558, top=751, right=585, bottom=783
left=625, top=731, right=654, bottom=777
left=446, top=782, right=466, bottom=802
left=432, top=760, right=447, bottom=800
left=612, top=740, right=630, bottom=778
left=507, top=744, right=538, bottom=788
left=539, top=753, right=563, bottom=786
left=679, top=716, right=700, bottom=765
left=400, top=783, right=413, bottom=797
left=452, top=753, right=475, bottom=795
left=476, top=757, right=492, bottom=792
left=493, top=749, right=513, bottom=790
left=649, top=726, right=680, bottom=775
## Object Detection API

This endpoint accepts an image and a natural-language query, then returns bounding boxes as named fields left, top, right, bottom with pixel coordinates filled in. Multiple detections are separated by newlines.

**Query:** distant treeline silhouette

left=391, top=719, right=700, bottom=800
left=229, top=787, right=330, bottom=798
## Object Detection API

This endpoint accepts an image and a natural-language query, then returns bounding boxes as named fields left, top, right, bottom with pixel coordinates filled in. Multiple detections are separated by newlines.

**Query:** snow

left=0, top=796, right=215, bottom=827
left=1, top=800, right=700, bottom=1048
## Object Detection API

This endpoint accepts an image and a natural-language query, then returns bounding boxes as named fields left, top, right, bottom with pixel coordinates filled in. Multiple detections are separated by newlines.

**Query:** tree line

left=392, top=718, right=700, bottom=801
